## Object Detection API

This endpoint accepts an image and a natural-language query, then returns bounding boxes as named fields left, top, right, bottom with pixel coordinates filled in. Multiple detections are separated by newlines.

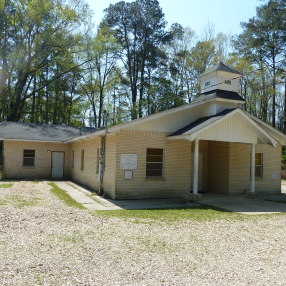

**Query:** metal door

left=51, top=152, right=64, bottom=178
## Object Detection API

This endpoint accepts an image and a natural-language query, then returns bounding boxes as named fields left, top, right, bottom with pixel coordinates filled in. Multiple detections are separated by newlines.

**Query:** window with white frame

left=255, top=153, right=263, bottom=178
left=251, top=153, right=263, bottom=178
left=205, top=81, right=210, bottom=87
left=225, top=80, right=231, bottom=85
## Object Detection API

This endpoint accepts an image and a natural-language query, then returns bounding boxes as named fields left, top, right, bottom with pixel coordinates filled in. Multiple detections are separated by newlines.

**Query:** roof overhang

left=243, top=110, right=286, bottom=145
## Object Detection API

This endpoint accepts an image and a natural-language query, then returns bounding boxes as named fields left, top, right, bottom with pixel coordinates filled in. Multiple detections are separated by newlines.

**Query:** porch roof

left=168, top=108, right=278, bottom=146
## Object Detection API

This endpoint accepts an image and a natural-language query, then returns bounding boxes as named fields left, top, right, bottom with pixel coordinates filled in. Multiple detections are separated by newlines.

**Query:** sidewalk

left=53, top=181, right=199, bottom=211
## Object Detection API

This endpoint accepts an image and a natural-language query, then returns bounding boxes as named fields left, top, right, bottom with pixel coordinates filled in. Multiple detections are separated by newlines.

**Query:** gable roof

left=0, top=122, right=96, bottom=143
left=201, top=89, right=245, bottom=101
left=170, top=109, right=236, bottom=136
left=66, top=98, right=212, bottom=142
left=169, top=108, right=278, bottom=146
left=201, top=62, right=243, bottom=76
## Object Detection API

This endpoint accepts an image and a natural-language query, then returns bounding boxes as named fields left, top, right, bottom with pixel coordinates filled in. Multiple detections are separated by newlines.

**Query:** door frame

left=51, top=151, right=65, bottom=179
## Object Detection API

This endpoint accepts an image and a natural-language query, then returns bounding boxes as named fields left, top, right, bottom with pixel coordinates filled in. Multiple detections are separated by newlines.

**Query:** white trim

left=192, top=138, right=199, bottom=194
left=243, top=110, right=286, bottom=145
left=250, top=144, right=255, bottom=193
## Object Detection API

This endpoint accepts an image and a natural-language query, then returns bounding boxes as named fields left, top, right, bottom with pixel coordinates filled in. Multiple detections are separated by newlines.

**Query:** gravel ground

left=1, top=181, right=286, bottom=286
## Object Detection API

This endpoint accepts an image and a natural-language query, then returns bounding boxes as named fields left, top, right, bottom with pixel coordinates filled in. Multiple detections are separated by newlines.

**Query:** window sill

left=145, top=177, right=165, bottom=181
left=22, top=166, right=35, bottom=169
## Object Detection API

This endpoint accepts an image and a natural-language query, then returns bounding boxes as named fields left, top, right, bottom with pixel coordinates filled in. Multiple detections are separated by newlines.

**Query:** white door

left=52, top=152, right=64, bottom=178
left=191, top=153, right=204, bottom=192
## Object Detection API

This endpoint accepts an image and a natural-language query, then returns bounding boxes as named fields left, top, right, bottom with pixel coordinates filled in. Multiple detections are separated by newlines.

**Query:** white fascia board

left=65, top=99, right=212, bottom=143
left=235, top=109, right=277, bottom=147
left=243, top=110, right=286, bottom=145
left=215, top=97, right=245, bottom=104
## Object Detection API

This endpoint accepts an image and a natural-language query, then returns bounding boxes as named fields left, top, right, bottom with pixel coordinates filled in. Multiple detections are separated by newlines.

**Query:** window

left=23, top=149, right=35, bottom=167
left=146, top=148, right=163, bottom=178
left=205, top=81, right=210, bottom=87
left=255, top=153, right=263, bottom=178
left=81, top=150, right=84, bottom=170
left=96, top=148, right=100, bottom=174
left=225, top=80, right=231, bottom=85
left=71, top=150, right=74, bottom=168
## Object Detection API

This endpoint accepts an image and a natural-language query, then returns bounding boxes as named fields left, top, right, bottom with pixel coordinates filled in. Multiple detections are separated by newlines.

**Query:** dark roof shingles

left=215, top=62, right=243, bottom=75
left=0, top=122, right=97, bottom=142
left=202, top=89, right=245, bottom=102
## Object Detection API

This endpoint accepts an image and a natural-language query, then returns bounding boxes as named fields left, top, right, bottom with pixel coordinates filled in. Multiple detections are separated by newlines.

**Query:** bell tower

left=197, top=62, right=245, bottom=116
left=200, top=62, right=243, bottom=93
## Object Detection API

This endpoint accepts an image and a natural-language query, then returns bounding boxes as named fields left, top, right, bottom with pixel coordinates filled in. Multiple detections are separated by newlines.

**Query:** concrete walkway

left=54, top=181, right=199, bottom=211
left=54, top=181, right=286, bottom=214
left=200, top=193, right=286, bottom=215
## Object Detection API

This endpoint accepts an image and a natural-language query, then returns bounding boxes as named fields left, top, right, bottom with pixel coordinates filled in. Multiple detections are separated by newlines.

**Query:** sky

left=85, top=0, right=262, bottom=36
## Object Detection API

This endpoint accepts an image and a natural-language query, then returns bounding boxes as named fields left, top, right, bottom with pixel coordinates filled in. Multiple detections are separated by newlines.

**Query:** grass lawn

left=0, top=183, right=13, bottom=188
left=95, top=205, right=251, bottom=222
left=48, top=182, right=86, bottom=210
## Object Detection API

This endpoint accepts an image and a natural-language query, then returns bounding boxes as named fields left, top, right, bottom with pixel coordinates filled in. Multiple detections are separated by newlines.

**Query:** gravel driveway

left=1, top=181, right=286, bottom=286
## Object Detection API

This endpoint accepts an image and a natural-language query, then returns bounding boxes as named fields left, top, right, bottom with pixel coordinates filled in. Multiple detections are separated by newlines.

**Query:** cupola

left=197, top=62, right=245, bottom=117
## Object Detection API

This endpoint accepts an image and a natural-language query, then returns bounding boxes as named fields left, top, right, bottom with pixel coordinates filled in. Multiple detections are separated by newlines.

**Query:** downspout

left=99, top=135, right=106, bottom=196
left=99, top=110, right=108, bottom=196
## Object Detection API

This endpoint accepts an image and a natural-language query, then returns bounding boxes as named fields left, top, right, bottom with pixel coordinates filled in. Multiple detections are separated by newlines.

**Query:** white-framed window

left=146, top=148, right=163, bottom=178
left=225, top=80, right=231, bottom=85
left=23, top=149, right=35, bottom=167
left=255, top=153, right=263, bottom=178
left=205, top=81, right=210, bottom=87
left=251, top=153, right=263, bottom=178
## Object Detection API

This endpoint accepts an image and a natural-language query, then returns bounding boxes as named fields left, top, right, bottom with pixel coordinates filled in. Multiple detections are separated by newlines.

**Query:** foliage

left=233, top=0, right=286, bottom=127
left=0, top=0, right=284, bottom=135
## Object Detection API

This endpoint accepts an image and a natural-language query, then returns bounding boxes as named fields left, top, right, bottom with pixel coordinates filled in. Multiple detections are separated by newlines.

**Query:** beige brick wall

left=114, top=130, right=193, bottom=199
left=70, top=137, right=101, bottom=192
left=3, top=140, right=70, bottom=179
left=229, top=143, right=281, bottom=194
left=102, top=134, right=117, bottom=199
left=70, top=134, right=117, bottom=199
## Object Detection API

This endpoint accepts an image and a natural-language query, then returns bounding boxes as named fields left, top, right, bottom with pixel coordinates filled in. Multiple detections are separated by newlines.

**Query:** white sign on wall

left=120, top=154, right=137, bottom=170
left=124, top=170, right=133, bottom=180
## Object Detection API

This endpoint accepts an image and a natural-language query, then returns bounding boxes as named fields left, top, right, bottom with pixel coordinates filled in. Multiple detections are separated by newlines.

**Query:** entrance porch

left=168, top=109, right=281, bottom=196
